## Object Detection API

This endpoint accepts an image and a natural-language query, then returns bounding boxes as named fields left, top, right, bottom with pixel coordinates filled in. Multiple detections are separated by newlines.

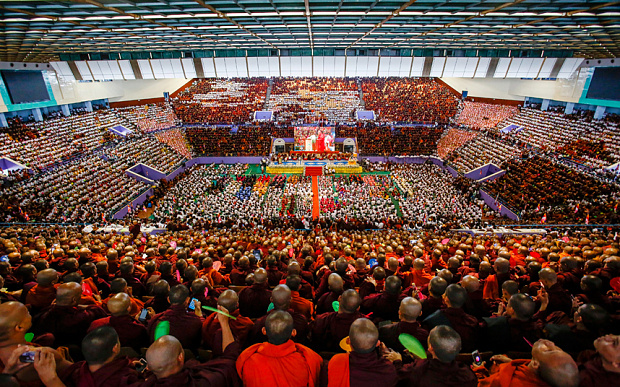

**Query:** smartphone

left=138, top=308, right=148, bottom=323
left=0, top=255, right=8, bottom=263
left=188, top=298, right=198, bottom=311
left=135, top=358, right=148, bottom=373
left=19, top=351, right=36, bottom=363
left=472, top=350, right=483, bottom=366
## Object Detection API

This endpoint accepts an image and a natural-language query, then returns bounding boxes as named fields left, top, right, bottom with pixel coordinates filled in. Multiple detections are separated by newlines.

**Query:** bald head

left=460, top=275, right=480, bottom=293
left=429, top=325, right=461, bottom=363
left=387, top=257, right=399, bottom=271
left=349, top=318, right=379, bottom=354
left=218, top=289, right=239, bottom=313
left=168, top=284, right=189, bottom=306
left=254, top=268, right=268, bottom=284
left=339, top=289, right=361, bottom=314
left=328, top=273, right=344, bottom=293
left=539, top=268, right=557, bottom=287
left=429, top=276, right=448, bottom=297
left=385, top=275, right=402, bottom=295
left=107, top=293, right=131, bottom=316
left=265, top=310, right=294, bottom=345
left=413, top=258, right=425, bottom=270
left=444, top=284, right=468, bottom=308
left=271, top=284, right=292, bottom=310
left=494, top=258, right=510, bottom=274
left=399, top=297, right=422, bottom=322
left=146, top=335, right=184, bottom=379
left=0, top=302, right=31, bottom=343
left=335, top=258, right=348, bottom=274
left=532, top=340, right=579, bottom=387
left=56, top=282, right=82, bottom=306
left=37, top=268, right=58, bottom=286
left=81, top=326, right=119, bottom=366
left=508, top=293, right=536, bottom=321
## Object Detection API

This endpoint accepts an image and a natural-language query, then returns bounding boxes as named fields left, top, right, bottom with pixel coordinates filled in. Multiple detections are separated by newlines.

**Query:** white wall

left=48, top=77, right=189, bottom=105
left=441, top=75, right=586, bottom=103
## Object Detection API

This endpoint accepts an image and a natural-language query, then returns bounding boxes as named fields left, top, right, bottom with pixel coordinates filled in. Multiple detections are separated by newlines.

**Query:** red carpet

left=312, top=176, right=320, bottom=220
left=305, top=166, right=323, bottom=176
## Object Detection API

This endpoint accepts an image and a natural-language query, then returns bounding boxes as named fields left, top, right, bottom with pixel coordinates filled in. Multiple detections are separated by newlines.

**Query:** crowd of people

left=113, top=104, right=178, bottom=133
left=497, top=108, right=620, bottom=169
left=436, top=128, right=480, bottom=159
left=362, top=77, right=459, bottom=124
left=484, top=156, right=620, bottom=224
left=338, top=123, right=445, bottom=156
left=173, top=78, right=269, bottom=124
left=446, top=132, right=523, bottom=173
left=0, top=111, right=131, bottom=172
left=184, top=126, right=272, bottom=157
left=266, top=77, right=362, bottom=123
left=457, top=102, right=519, bottom=129
left=0, top=223, right=619, bottom=387
left=153, top=129, right=192, bottom=160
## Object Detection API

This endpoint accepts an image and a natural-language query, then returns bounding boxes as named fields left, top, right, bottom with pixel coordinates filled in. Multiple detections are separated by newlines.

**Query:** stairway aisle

left=312, top=176, right=320, bottom=220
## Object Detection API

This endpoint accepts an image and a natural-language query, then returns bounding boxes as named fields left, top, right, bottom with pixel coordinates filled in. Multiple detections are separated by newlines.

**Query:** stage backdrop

left=294, top=126, right=335, bottom=152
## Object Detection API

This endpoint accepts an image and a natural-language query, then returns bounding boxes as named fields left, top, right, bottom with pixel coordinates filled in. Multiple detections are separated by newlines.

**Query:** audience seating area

left=436, top=128, right=479, bottom=159
left=338, top=123, right=444, bottom=156
left=173, top=78, right=269, bottom=124
left=361, top=77, right=458, bottom=123
left=266, top=77, right=361, bottom=123
left=457, top=101, right=519, bottom=129
left=446, top=133, right=522, bottom=173
left=185, top=126, right=271, bottom=157
left=114, top=104, right=178, bottom=133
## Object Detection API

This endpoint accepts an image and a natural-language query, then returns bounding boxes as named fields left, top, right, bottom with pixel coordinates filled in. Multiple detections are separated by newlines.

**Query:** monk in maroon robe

left=238, top=268, right=272, bottom=319
left=326, top=318, right=399, bottom=387
left=316, top=274, right=344, bottom=315
left=202, top=289, right=254, bottom=357
left=379, top=297, right=429, bottom=354
left=25, top=269, right=59, bottom=313
left=311, top=289, right=364, bottom=353
left=579, top=334, right=620, bottom=387
left=143, top=306, right=241, bottom=387
left=88, top=293, right=150, bottom=351
left=361, top=276, right=402, bottom=323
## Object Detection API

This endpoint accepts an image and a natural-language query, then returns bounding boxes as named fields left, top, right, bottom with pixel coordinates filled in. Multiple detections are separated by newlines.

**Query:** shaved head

left=399, top=297, right=422, bottom=322
left=532, top=340, right=579, bottom=387
left=37, top=268, right=58, bottom=286
left=254, top=268, right=268, bottom=284
left=339, top=289, right=361, bottom=314
left=81, top=326, right=119, bottom=366
left=429, top=325, right=461, bottom=363
left=508, top=293, right=536, bottom=321
left=0, top=302, right=31, bottom=343
left=349, top=318, right=379, bottom=354
left=218, top=289, right=239, bottom=313
left=146, top=335, right=184, bottom=379
left=107, top=293, right=131, bottom=316
left=265, top=310, right=294, bottom=345
left=56, top=282, right=82, bottom=306
left=444, top=284, right=468, bottom=308
left=328, top=273, right=344, bottom=292
left=271, top=285, right=291, bottom=310
left=460, top=275, right=480, bottom=293
left=494, top=258, right=510, bottom=274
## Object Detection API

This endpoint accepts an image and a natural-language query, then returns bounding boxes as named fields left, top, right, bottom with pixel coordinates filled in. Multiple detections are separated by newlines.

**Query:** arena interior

left=0, top=1, right=620, bottom=386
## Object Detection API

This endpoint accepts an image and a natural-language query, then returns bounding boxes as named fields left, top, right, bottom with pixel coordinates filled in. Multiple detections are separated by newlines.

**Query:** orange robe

left=478, top=359, right=551, bottom=387
left=483, top=274, right=499, bottom=300
left=411, top=270, right=434, bottom=288
left=25, top=284, right=58, bottom=309
left=236, top=339, right=322, bottom=387
left=290, top=291, right=314, bottom=320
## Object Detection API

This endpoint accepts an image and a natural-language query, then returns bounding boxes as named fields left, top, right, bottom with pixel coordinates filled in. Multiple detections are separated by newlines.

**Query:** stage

left=267, top=154, right=362, bottom=175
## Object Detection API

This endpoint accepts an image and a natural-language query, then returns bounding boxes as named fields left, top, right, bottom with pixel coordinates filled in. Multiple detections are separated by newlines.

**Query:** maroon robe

left=378, top=321, right=429, bottom=354
left=32, top=304, right=107, bottom=347
left=238, top=283, right=272, bottom=319
left=60, top=356, right=140, bottom=387
left=144, top=296, right=170, bottom=314
left=579, top=354, right=620, bottom=387
left=88, top=315, right=149, bottom=351
left=147, top=305, right=203, bottom=351
left=315, top=290, right=343, bottom=315
left=360, top=292, right=401, bottom=323
left=545, top=282, right=572, bottom=315
left=266, top=267, right=283, bottom=287
left=138, top=342, right=242, bottom=387
left=229, top=267, right=251, bottom=286
left=310, top=311, right=365, bottom=353
left=202, top=310, right=254, bottom=357
left=398, top=358, right=478, bottom=387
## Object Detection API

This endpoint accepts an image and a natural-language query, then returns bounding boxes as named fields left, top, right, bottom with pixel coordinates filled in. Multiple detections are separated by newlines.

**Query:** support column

left=0, top=113, right=7, bottom=128
left=541, top=99, right=550, bottom=111
left=85, top=101, right=93, bottom=112
left=61, top=104, right=70, bottom=117
left=594, top=105, right=606, bottom=120
left=565, top=102, right=575, bottom=115
left=32, top=108, right=43, bottom=122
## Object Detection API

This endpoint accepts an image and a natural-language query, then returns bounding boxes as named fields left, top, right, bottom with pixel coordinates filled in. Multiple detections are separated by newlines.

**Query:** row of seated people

left=108, top=136, right=187, bottom=175
left=361, top=77, right=459, bottom=124
left=0, top=110, right=133, bottom=171
left=153, top=128, right=192, bottom=160
left=391, top=164, right=484, bottom=226
left=446, top=132, right=523, bottom=173
left=113, top=104, right=178, bottom=133
left=457, top=102, right=519, bottom=129
left=436, top=128, right=479, bottom=159
left=0, top=226, right=618, bottom=387
left=173, top=78, right=269, bottom=124
left=484, top=156, right=620, bottom=224
left=0, top=150, right=148, bottom=224
left=497, top=108, right=620, bottom=168
left=266, top=77, right=361, bottom=123
left=337, top=123, right=444, bottom=156
left=271, top=151, right=352, bottom=164
left=2, top=116, right=37, bottom=141
left=319, top=174, right=398, bottom=223
left=185, top=126, right=271, bottom=156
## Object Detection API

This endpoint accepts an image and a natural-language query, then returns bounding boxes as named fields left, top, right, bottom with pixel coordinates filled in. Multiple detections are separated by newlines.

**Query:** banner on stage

left=294, top=126, right=335, bottom=152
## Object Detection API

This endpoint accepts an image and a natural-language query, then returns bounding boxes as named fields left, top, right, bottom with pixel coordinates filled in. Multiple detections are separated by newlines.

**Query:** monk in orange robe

left=202, top=289, right=254, bottom=357
left=25, top=269, right=59, bottom=311
left=100, top=278, right=144, bottom=318
left=478, top=339, right=579, bottom=387
left=410, top=258, right=434, bottom=288
left=237, top=310, right=322, bottom=387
